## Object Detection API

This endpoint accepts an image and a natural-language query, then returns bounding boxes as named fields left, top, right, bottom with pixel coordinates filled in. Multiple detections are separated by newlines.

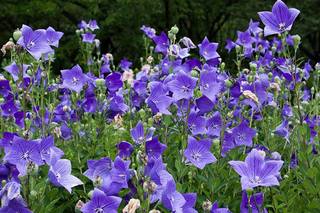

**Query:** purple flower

left=119, top=59, right=132, bottom=71
left=17, top=25, right=53, bottom=60
left=198, top=37, right=220, bottom=61
left=3, top=62, right=30, bottom=82
left=153, top=32, right=169, bottom=55
left=45, top=26, right=63, bottom=47
left=0, top=197, right=32, bottom=213
left=231, top=121, right=256, bottom=146
left=84, top=157, right=112, bottom=183
left=61, top=64, right=87, bottom=93
left=0, top=79, right=11, bottom=97
left=184, top=136, right=217, bottom=169
left=141, top=25, right=156, bottom=39
left=211, top=201, right=232, bottom=213
left=88, top=20, right=99, bottom=31
left=188, top=112, right=206, bottom=135
left=161, top=181, right=186, bottom=212
left=225, top=39, right=236, bottom=53
left=167, top=72, right=198, bottom=101
left=206, top=112, right=222, bottom=138
left=81, top=188, right=121, bottom=213
left=48, top=159, right=83, bottom=193
left=146, top=81, right=173, bottom=115
left=258, top=0, right=300, bottom=36
left=146, top=137, right=167, bottom=160
left=248, top=19, right=263, bottom=35
left=274, top=119, right=290, bottom=141
left=130, top=121, right=155, bottom=144
left=236, top=30, right=253, bottom=47
left=199, top=71, right=222, bottom=102
left=229, top=149, right=283, bottom=190
left=116, top=141, right=133, bottom=159
left=1, top=100, right=19, bottom=117
left=105, top=72, right=123, bottom=92
left=39, top=135, right=64, bottom=164
left=240, top=191, right=267, bottom=213
left=4, top=137, right=43, bottom=176
left=82, top=32, right=96, bottom=43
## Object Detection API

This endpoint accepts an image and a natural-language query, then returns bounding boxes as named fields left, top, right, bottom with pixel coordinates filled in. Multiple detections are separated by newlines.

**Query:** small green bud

left=138, top=109, right=146, bottom=119
left=268, top=72, right=273, bottom=79
left=271, top=46, right=277, bottom=54
left=30, top=190, right=37, bottom=198
left=292, top=35, right=301, bottom=48
left=225, top=79, right=232, bottom=88
left=249, top=62, right=257, bottom=72
left=220, top=62, right=225, bottom=70
left=191, top=69, right=199, bottom=78
left=315, top=63, right=320, bottom=70
left=88, top=190, right=94, bottom=199
left=248, top=75, right=254, bottom=83
left=95, top=78, right=105, bottom=88
left=235, top=45, right=241, bottom=53
left=169, top=25, right=179, bottom=35
left=13, top=29, right=22, bottom=41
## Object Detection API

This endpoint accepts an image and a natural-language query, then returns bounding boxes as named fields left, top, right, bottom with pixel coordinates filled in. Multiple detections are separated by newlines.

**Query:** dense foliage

left=0, top=0, right=320, bottom=212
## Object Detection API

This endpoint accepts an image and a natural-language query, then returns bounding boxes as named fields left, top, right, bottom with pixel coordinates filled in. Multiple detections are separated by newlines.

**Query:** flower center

left=55, top=173, right=61, bottom=180
left=191, top=152, right=201, bottom=161
left=27, top=41, right=35, bottom=49
left=237, top=132, right=245, bottom=141
left=182, top=85, right=190, bottom=93
left=95, top=208, right=104, bottom=213
left=22, top=151, right=30, bottom=160
left=251, top=175, right=261, bottom=184
left=278, top=23, right=286, bottom=31
left=72, top=77, right=79, bottom=85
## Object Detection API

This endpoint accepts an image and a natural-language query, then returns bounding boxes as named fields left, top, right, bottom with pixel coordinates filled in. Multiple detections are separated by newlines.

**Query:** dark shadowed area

left=1, top=0, right=320, bottom=72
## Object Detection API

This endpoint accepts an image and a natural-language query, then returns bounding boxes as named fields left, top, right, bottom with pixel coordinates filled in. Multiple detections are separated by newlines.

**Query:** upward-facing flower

left=4, top=137, right=43, bottom=176
left=231, top=121, right=256, bottom=146
left=167, top=72, right=198, bottom=101
left=81, top=188, right=121, bottom=213
left=258, top=0, right=300, bottom=36
left=17, top=25, right=53, bottom=60
left=82, top=32, right=96, bottom=43
left=184, top=136, right=217, bottom=169
left=240, top=191, right=267, bottom=213
left=45, top=26, right=64, bottom=47
left=229, top=149, right=283, bottom=190
left=61, top=64, right=87, bottom=93
left=48, top=159, right=83, bottom=193
left=146, top=81, right=173, bottom=115
left=198, top=37, right=220, bottom=61
left=130, top=121, right=155, bottom=144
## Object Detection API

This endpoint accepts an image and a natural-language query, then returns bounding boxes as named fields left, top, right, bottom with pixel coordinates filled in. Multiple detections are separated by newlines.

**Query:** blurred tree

left=1, top=0, right=319, bottom=73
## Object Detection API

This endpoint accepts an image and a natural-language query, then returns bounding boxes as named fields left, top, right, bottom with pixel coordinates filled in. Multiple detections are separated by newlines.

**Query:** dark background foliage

left=1, top=0, right=320, bottom=72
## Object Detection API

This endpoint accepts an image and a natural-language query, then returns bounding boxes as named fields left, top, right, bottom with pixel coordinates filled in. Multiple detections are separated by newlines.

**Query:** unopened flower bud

left=149, top=210, right=160, bottom=213
left=95, top=78, right=105, bottom=88
left=170, top=25, right=179, bottom=35
left=315, top=63, right=320, bottom=70
left=220, top=62, right=225, bottom=70
left=271, top=152, right=281, bottom=160
left=249, top=62, right=257, bottom=72
left=123, top=199, right=141, bottom=213
left=292, top=35, right=301, bottom=48
left=191, top=69, right=199, bottom=78
left=75, top=200, right=85, bottom=213
left=202, top=200, right=212, bottom=212
left=225, top=79, right=232, bottom=88
left=13, top=29, right=22, bottom=41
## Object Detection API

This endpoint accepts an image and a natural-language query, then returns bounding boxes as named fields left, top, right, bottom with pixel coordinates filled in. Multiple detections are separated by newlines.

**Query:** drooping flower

left=105, top=72, right=123, bottom=92
left=61, top=64, right=87, bottom=93
left=17, top=25, right=53, bottom=60
left=3, top=62, right=30, bottom=82
left=258, top=0, right=300, bottom=36
left=198, top=37, right=220, bottom=61
left=48, top=159, right=83, bottom=193
left=184, top=136, right=217, bottom=169
left=116, top=141, right=133, bottom=159
left=229, top=149, right=283, bottom=190
left=4, top=137, right=43, bottom=176
left=141, top=25, right=156, bottom=39
left=81, top=188, right=121, bottom=213
left=274, top=119, right=290, bottom=141
left=153, top=32, right=169, bottom=55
